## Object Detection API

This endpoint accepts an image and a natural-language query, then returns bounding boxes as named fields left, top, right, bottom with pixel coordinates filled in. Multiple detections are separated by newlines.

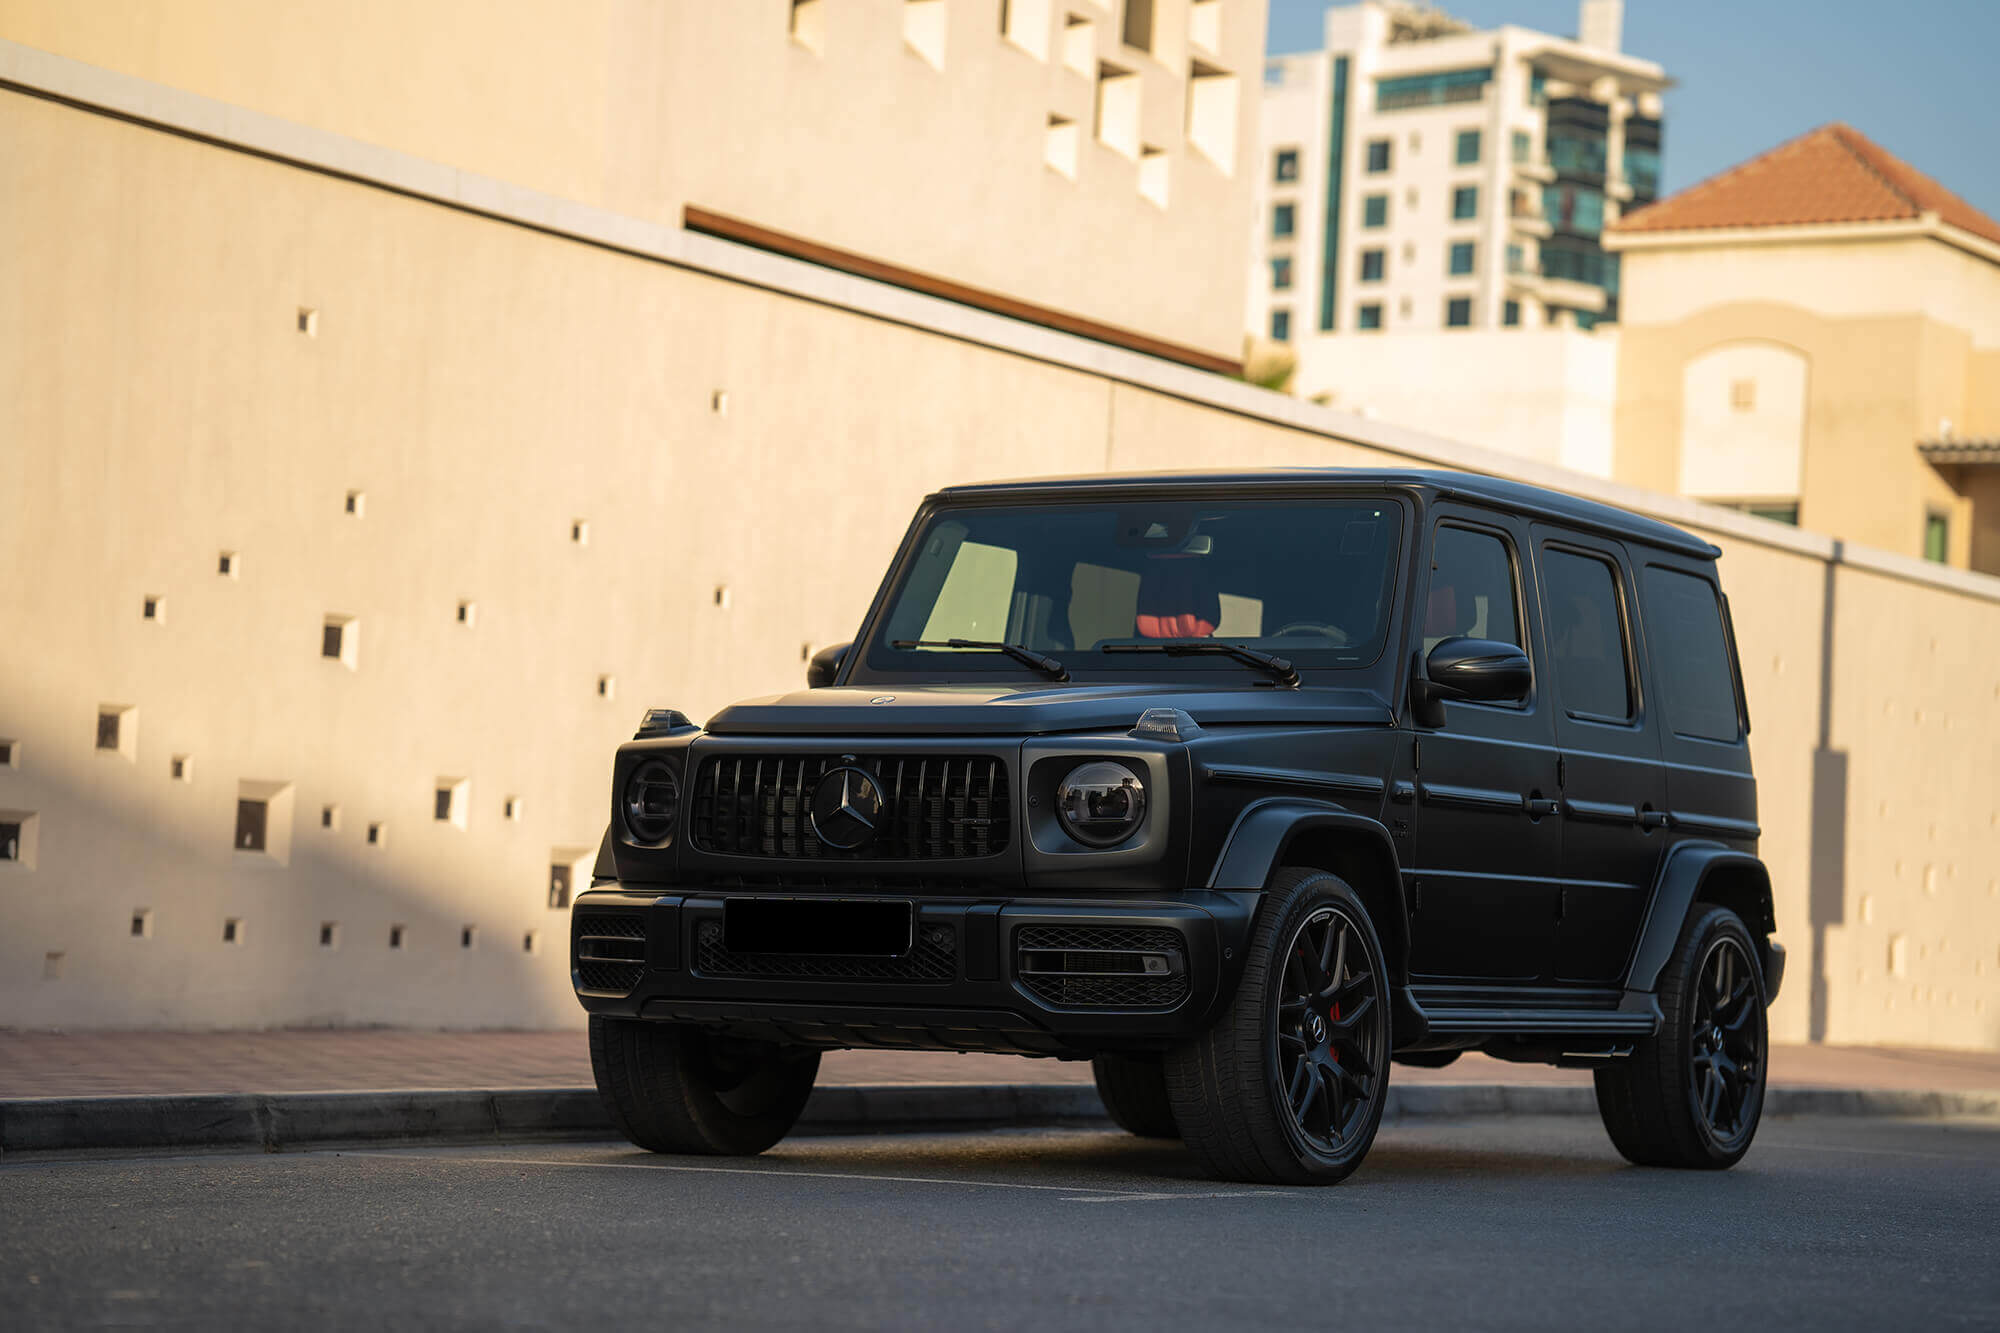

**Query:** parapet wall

left=1, top=44, right=1994, bottom=1045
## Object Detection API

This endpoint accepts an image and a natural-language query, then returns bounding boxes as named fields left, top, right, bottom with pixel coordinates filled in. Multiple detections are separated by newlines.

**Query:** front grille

left=689, top=754, right=1009, bottom=860
left=573, top=911, right=647, bottom=994
left=694, top=920, right=957, bottom=984
left=1016, top=925, right=1190, bottom=1009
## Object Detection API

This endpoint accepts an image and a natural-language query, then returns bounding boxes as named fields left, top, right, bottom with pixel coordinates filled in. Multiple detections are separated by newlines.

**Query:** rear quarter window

left=1641, top=565, right=1741, bottom=743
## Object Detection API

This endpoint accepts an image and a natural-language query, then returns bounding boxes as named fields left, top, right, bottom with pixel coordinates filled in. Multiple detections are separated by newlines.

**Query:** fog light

left=1142, top=954, right=1169, bottom=975
left=1055, top=761, right=1147, bottom=848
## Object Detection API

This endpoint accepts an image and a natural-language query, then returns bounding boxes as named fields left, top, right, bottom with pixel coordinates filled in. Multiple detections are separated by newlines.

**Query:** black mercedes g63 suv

left=573, top=468, right=1782, bottom=1184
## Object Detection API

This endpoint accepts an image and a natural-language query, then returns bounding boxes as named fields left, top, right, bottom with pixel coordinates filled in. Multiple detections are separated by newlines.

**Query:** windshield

left=859, top=498, right=1406, bottom=678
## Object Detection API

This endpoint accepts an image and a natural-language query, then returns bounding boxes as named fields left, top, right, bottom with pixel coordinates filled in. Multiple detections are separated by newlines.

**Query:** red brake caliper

left=1328, top=1001, right=1340, bottom=1063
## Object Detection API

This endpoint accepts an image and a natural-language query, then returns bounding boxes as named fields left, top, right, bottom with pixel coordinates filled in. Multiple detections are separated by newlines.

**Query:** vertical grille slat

left=688, top=752, right=1009, bottom=860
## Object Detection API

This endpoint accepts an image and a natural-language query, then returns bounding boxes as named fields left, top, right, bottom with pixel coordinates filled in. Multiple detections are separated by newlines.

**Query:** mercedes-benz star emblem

left=810, top=765, right=885, bottom=850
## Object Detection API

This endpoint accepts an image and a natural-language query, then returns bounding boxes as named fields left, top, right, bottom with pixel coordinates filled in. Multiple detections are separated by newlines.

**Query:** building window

left=222, top=918, right=244, bottom=945
left=1274, top=147, right=1300, bottom=182
left=143, top=595, right=163, bottom=622
left=367, top=822, right=385, bottom=846
left=320, top=922, right=340, bottom=948
left=1730, top=379, right=1756, bottom=412
left=1512, top=129, right=1531, bottom=163
left=1365, top=139, right=1391, bottom=173
left=389, top=924, right=407, bottom=950
left=1543, top=184, right=1605, bottom=236
left=1446, top=297, right=1473, bottom=327
left=170, top=754, right=192, bottom=783
left=1452, top=185, right=1478, bottom=221
left=131, top=909, right=153, bottom=938
left=1362, top=194, right=1388, bottom=228
left=1375, top=68, right=1492, bottom=112
left=0, top=821, right=21, bottom=863
left=0, top=740, right=15, bottom=768
left=1455, top=129, right=1481, bottom=165
left=218, top=551, right=239, bottom=579
left=549, top=862, right=574, bottom=910
left=345, top=489, right=365, bottom=517
left=1924, top=513, right=1949, bottom=563
left=1269, top=308, right=1292, bottom=342
left=1448, top=242, right=1475, bottom=276
left=1357, top=304, right=1383, bottom=331
left=1503, top=299, right=1522, bottom=327
left=97, top=711, right=121, bottom=751
left=1359, top=249, right=1385, bottom=282
left=322, top=616, right=358, bottom=669
left=1272, top=203, right=1295, bottom=238
left=322, top=804, right=340, bottom=830
left=235, top=798, right=268, bottom=852
left=1271, top=257, right=1294, bottom=291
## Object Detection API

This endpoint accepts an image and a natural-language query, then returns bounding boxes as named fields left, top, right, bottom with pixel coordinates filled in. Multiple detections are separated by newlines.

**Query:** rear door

left=1530, top=528, right=1666, bottom=984
left=1405, top=509, right=1562, bottom=982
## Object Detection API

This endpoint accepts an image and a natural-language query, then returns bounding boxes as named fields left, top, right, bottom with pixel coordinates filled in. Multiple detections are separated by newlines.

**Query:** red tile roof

left=1613, top=124, right=2000, bottom=248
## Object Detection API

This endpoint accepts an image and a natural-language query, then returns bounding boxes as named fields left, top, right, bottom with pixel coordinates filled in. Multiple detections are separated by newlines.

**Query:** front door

left=1405, top=510, right=1562, bottom=982
left=1531, top=528, right=1667, bottom=983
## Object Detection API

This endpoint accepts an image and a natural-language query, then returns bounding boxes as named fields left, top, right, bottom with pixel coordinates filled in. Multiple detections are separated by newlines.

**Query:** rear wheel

left=1594, top=905, right=1768, bottom=1169
left=1166, top=867, right=1391, bottom=1185
left=1092, top=1054, right=1180, bottom=1139
left=589, top=1015, right=820, bottom=1155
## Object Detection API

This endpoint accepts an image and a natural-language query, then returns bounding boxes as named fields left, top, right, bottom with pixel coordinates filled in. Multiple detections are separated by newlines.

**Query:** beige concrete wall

left=3, top=79, right=1997, bottom=1047
left=0, top=0, right=1267, bottom=362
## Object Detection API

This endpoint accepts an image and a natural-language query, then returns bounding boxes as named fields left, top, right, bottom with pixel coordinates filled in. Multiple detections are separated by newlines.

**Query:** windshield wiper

left=891, top=639, right=1070, bottom=682
left=1101, top=641, right=1301, bottom=689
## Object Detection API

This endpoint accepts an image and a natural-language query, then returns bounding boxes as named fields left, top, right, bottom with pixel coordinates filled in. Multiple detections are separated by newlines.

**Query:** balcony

left=1509, top=209, right=1552, bottom=239
left=1512, top=156, right=1556, bottom=185
left=1531, top=273, right=1608, bottom=314
left=1606, top=173, right=1635, bottom=202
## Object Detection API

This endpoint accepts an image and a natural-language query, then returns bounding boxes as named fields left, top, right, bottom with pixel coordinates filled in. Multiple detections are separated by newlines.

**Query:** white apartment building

left=1252, top=0, right=1666, bottom=342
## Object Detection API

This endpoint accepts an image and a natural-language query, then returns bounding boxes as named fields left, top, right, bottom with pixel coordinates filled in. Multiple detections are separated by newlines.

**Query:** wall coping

left=4, top=36, right=1996, bottom=605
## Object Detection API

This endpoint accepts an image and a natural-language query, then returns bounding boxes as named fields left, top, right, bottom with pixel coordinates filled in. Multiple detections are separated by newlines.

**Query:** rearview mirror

left=1410, top=637, right=1531, bottom=727
left=806, top=642, right=850, bottom=688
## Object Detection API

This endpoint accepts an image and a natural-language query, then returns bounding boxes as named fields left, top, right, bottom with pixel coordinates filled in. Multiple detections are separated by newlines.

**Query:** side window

left=1642, top=566, right=1742, bottom=742
left=1541, top=548, right=1632, bottom=720
left=1424, top=525, right=1521, bottom=655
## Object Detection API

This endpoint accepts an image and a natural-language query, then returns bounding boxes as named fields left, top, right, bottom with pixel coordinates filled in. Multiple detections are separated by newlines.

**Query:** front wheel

left=1092, top=1054, right=1180, bottom=1139
left=1594, top=905, right=1768, bottom=1169
left=1166, top=867, right=1392, bottom=1185
left=589, top=1015, right=820, bottom=1155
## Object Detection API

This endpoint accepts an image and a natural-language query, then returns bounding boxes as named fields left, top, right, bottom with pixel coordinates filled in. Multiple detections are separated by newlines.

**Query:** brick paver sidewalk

left=3, top=1029, right=1996, bottom=1099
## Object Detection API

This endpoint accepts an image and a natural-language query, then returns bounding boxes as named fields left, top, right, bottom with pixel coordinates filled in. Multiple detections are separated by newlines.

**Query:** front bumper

left=570, top=887, right=1259, bottom=1058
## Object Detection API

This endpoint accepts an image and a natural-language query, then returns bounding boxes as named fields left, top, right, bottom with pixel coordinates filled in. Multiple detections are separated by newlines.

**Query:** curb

left=3, top=1082, right=1995, bottom=1157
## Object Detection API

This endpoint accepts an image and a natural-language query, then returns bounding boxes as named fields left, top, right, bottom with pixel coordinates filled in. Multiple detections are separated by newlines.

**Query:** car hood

left=703, top=682, right=1396, bottom=736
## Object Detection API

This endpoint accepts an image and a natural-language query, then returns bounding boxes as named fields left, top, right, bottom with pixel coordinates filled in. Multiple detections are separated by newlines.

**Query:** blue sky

left=1265, top=0, right=2000, bottom=220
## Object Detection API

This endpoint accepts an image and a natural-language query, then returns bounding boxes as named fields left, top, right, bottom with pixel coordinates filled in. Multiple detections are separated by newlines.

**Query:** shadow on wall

left=1807, top=546, right=1846, bottom=1042
left=1, top=687, right=585, bottom=1031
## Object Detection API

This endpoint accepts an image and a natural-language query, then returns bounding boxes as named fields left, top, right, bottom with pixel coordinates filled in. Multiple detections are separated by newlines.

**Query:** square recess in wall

left=218, top=551, right=240, bottom=579
left=503, top=796, right=522, bottom=822
left=1, top=738, right=20, bottom=769
left=235, top=780, right=295, bottom=866
left=550, top=846, right=591, bottom=909
left=170, top=754, right=193, bottom=783
left=322, top=803, right=341, bottom=831
left=523, top=931, right=541, bottom=955
left=435, top=777, right=469, bottom=829
left=597, top=675, right=616, bottom=700
left=297, top=307, right=319, bottom=337
left=345, top=489, right=366, bottom=517
left=143, top=594, right=165, bottom=623
left=366, top=821, right=386, bottom=847
left=389, top=924, right=407, bottom=950
left=131, top=908, right=153, bottom=939
left=460, top=925, right=478, bottom=950
left=1, top=812, right=39, bottom=869
left=222, top=917, right=246, bottom=945
left=788, top=0, right=823, bottom=53
left=456, top=600, right=477, bottom=628
left=322, top=616, right=359, bottom=670
left=571, top=519, right=590, bottom=546
left=43, top=952, right=64, bottom=980
left=319, top=921, right=341, bottom=949
left=97, top=705, right=138, bottom=762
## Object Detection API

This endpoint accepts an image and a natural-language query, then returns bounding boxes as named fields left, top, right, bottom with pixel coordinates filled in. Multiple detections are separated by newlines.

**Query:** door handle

left=1526, top=797, right=1558, bottom=818
left=1638, top=808, right=1668, bottom=830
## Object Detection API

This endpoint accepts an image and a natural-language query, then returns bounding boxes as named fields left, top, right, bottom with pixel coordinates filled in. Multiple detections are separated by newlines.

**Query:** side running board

left=1419, top=1008, right=1659, bottom=1038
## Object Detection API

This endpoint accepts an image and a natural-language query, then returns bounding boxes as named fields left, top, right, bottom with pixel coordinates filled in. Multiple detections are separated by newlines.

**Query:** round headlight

left=1055, top=761, right=1147, bottom=848
left=623, top=760, right=679, bottom=845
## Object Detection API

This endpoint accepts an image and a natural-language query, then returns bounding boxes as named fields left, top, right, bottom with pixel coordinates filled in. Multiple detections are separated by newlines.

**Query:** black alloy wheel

left=1688, top=933, right=1764, bottom=1147
left=1167, top=867, right=1392, bottom=1185
left=1274, top=905, right=1385, bottom=1158
left=1594, top=904, right=1769, bottom=1169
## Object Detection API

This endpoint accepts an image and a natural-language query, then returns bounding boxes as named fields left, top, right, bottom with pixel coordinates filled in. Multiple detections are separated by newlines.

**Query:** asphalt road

left=4, top=1116, right=1996, bottom=1331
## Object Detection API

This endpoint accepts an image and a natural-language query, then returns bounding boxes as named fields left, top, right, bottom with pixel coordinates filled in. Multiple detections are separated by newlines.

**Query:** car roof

left=932, top=467, right=1720, bottom=560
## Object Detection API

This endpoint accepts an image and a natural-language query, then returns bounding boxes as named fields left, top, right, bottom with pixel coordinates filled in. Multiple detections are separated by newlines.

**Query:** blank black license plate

left=723, top=898, right=913, bottom=957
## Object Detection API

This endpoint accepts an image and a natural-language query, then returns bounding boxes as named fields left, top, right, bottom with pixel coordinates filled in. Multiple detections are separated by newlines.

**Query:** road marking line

left=1063, top=1191, right=1278, bottom=1203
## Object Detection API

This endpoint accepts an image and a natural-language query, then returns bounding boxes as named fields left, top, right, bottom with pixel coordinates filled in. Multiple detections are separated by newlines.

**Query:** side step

left=1419, top=1008, right=1659, bottom=1038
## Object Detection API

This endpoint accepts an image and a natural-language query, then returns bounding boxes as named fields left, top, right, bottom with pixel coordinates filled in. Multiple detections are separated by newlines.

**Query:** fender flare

left=590, top=825, right=616, bottom=883
left=1207, top=797, right=1423, bottom=1041
left=1626, top=842, right=1778, bottom=997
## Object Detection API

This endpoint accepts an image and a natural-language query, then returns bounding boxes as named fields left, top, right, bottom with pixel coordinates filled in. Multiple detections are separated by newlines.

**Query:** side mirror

left=806, top=642, right=851, bottom=688
left=1410, top=637, right=1531, bottom=727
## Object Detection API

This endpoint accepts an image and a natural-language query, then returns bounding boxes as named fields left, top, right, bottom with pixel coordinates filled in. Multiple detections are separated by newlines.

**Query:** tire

left=1092, top=1054, right=1180, bottom=1139
left=589, top=1015, right=820, bottom=1155
left=1166, top=867, right=1393, bottom=1185
left=1594, top=905, right=1768, bottom=1169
